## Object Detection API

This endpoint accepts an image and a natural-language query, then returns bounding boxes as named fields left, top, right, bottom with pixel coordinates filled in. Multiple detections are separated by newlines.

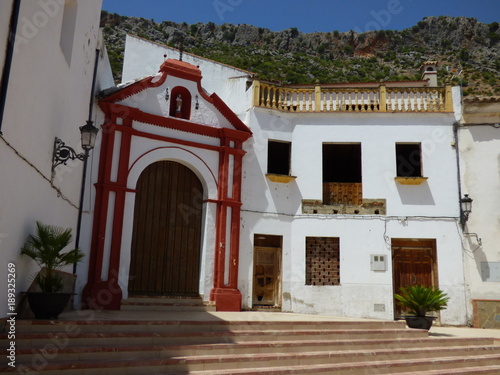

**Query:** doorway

left=128, top=161, right=203, bottom=296
left=253, top=234, right=282, bottom=308
left=392, top=239, right=438, bottom=317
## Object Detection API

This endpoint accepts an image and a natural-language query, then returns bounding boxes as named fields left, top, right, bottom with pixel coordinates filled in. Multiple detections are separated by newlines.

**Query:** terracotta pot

left=26, top=292, right=72, bottom=319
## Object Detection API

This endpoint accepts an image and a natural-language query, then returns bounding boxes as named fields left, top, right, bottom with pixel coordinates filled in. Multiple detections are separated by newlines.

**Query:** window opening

left=322, top=143, right=362, bottom=205
left=267, top=140, right=291, bottom=175
left=396, top=143, right=422, bottom=177
left=60, top=0, right=78, bottom=66
left=322, top=143, right=362, bottom=183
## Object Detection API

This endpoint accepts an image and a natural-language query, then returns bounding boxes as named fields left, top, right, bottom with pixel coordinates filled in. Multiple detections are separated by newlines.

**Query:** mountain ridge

left=101, top=12, right=500, bottom=96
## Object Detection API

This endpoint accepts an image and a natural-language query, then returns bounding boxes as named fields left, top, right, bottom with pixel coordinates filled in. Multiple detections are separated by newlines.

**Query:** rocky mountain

left=101, top=12, right=500, bottom=96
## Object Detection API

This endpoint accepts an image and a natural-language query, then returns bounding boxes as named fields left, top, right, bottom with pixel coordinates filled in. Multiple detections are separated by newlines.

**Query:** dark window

left=322, top=144, right=362, bottom=183
left=267, top=140, right=291, bottom=175
left=396, top=143, right=422, bottom=177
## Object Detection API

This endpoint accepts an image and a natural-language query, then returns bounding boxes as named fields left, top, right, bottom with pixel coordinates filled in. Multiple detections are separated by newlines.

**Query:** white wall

left=459, top=124, right=500, bottom=301
left=0, top=0, right=108, bottom=316
left=243, top=109, right=460, bottom=218
left=239, top=106, right=466, bottom=324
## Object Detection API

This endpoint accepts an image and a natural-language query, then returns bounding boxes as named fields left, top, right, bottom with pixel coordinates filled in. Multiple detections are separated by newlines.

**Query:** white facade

left=238, top=109, right=466, bottom=323
left=119, top=36, right=468, bottom=324
left=0, top=0, right=113, bottom=316
left=459, top=97, right=500, bottom=327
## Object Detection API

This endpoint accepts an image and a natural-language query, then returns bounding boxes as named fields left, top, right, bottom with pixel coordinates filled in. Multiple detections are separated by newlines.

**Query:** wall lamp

left=460, top=194, right=473, bottom=230
left=51, top=120, right=99, bottom=274
left=52, top=120, right=99, bottom=172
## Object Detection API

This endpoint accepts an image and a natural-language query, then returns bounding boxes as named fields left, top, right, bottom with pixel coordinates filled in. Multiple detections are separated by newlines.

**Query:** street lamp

left=52, top=120, right=99, bottom=273
left=80, top=120, right=99, bottom=151
left=460, top=194, right=473, bottom=230
left=51, top=121, right=98, bottom=171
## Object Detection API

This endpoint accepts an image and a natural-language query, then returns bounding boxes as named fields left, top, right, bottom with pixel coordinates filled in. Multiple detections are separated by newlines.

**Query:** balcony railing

left=253, top=81, right=453, bottom=113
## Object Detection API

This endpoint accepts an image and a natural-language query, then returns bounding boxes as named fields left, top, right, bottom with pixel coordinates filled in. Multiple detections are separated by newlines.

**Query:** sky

left=101, top=0, right=500, bottom=34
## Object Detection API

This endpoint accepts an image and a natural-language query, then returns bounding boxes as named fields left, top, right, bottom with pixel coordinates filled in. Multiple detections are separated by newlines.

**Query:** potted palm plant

left=394, top=285, right=449, bottom=330
left=21, top=221, right=84, bottom=319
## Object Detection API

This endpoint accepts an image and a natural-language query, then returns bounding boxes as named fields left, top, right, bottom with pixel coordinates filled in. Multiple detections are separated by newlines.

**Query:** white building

left=0, top=0, right=113, bottom=316
left=459, top=96, right=500, bottom=328
left=83, top=36, right=469, bottom=325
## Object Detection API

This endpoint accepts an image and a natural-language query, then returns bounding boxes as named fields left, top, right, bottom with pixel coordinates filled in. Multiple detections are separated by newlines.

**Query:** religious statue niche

left=168, top=86, right=192, bottom=119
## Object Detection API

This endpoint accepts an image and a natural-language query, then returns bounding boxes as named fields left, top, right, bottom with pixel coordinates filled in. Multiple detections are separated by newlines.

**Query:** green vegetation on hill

left=101, top=12, right=500, bottom=96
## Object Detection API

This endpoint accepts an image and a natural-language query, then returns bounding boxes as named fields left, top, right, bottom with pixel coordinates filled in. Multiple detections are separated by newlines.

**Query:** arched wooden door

left=128, top=161, right=203, bottom=296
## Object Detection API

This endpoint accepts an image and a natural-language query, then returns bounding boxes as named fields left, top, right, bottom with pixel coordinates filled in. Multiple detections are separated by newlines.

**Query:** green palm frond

left=395, top=285, right=449, bottom=317
left=20, top=221, right=84, bottom=293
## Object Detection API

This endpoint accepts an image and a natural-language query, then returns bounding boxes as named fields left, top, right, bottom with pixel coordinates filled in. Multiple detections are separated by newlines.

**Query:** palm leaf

left=20, top=221, right=84, bottom=293
left=395, top=285, right=449, bottom=317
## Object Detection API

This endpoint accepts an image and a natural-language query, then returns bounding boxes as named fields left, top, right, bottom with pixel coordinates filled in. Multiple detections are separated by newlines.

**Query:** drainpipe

left=453, top=121, right=463, bottom=219
left=0, top=0, right=22, bottom=135
left=73, top=48, right=100, bottom=274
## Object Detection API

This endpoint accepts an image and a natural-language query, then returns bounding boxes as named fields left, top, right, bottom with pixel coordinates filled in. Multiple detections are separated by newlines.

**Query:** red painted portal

left=83, top=59, right=251, bottom=312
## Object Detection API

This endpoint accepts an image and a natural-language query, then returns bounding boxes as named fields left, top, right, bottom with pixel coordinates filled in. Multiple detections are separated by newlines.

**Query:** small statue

left=176, top=94, right=182, bottom=113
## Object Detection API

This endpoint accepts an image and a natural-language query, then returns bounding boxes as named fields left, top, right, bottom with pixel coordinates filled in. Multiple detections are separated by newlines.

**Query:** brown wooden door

left=253, top=247, right=282, bottom=307
left=392, top=239, right=437, bottom=317
left=128, top=161, right=203, bottom=296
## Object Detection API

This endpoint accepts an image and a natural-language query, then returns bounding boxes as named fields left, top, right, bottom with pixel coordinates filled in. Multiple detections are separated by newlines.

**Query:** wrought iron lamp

left=51, top=120, right=99, bottom=274
left=460, top=194, right=473, bottom=229
left=52, top=120, right=98, bottom=171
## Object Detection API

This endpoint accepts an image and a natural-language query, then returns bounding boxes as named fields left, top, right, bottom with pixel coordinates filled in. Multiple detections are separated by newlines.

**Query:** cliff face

left=101, top=12, right=499, bottom=95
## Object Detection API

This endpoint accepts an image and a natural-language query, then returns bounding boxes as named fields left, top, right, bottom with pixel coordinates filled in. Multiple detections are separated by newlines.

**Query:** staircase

left=2, top=315, right=500, bottom=374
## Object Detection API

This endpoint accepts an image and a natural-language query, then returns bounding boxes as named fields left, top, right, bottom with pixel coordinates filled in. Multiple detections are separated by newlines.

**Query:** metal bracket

left=51, top=137, right=86, bottom=171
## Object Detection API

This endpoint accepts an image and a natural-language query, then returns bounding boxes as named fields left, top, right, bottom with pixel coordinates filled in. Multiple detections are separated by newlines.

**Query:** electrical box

left=371, top=254, right=387, bottom=272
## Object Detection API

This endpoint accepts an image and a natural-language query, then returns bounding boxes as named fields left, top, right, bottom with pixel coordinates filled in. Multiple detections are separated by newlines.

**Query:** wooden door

left=253, top=247, right=281, bottom=307
left=392, top=239, right=437, bottom=317
left=128, top=161, right=203, bottom=296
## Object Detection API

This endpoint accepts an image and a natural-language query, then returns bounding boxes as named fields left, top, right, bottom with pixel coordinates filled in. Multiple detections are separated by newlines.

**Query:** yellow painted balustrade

left=253, top=81, right=452, bottom=113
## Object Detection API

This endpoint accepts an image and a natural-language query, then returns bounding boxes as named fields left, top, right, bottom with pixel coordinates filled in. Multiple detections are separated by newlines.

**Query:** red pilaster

left=211, top=133, right=245, bottom=311
left=82, top=119, right=117, bottom=309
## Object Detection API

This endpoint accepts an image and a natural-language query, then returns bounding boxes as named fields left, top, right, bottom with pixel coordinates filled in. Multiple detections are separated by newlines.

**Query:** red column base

left=212, top=288, right=242, bottom=312
left=81, top=279, right=122, bottom=310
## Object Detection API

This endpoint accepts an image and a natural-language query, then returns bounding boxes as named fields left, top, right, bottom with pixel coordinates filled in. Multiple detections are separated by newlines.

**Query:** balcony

left=253, top=81, right=453, bottom=113
left=302, top=182, right=386, bottom=215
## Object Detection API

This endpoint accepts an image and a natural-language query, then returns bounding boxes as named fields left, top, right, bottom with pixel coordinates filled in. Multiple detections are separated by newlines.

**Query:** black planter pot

left=405, top=316, right=437, bottom=330
left=26, top=292, right=72, bottom=319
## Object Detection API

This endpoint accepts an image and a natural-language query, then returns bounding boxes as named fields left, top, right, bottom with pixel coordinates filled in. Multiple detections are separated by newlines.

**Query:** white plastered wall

left=239, top=106, right=467, bottom=324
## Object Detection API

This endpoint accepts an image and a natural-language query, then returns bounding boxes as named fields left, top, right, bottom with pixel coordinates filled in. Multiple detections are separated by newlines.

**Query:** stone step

left=6, top=352, right=500, bottom=374
left=121, top=304, right=216, bottom=312
left=4, top=317, right=499, bottom=374
left=391, top=366, right=500, bottom=375
left=126, top=295, right=205, bottom=304
left=186, top=354, right=500, bottom=374
left=5, top=327, right=427, bottom=349
left=15, top=337, right=494, bottom=363
left=12, top=319, right=407, bottom=334
left=121, top=296, right=216, bottom=312
left=17, top=339, right=500, bottom=369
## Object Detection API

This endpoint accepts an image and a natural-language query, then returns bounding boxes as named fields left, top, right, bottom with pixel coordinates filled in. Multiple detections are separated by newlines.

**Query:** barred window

left=305, top=237, right=340, bottom=286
